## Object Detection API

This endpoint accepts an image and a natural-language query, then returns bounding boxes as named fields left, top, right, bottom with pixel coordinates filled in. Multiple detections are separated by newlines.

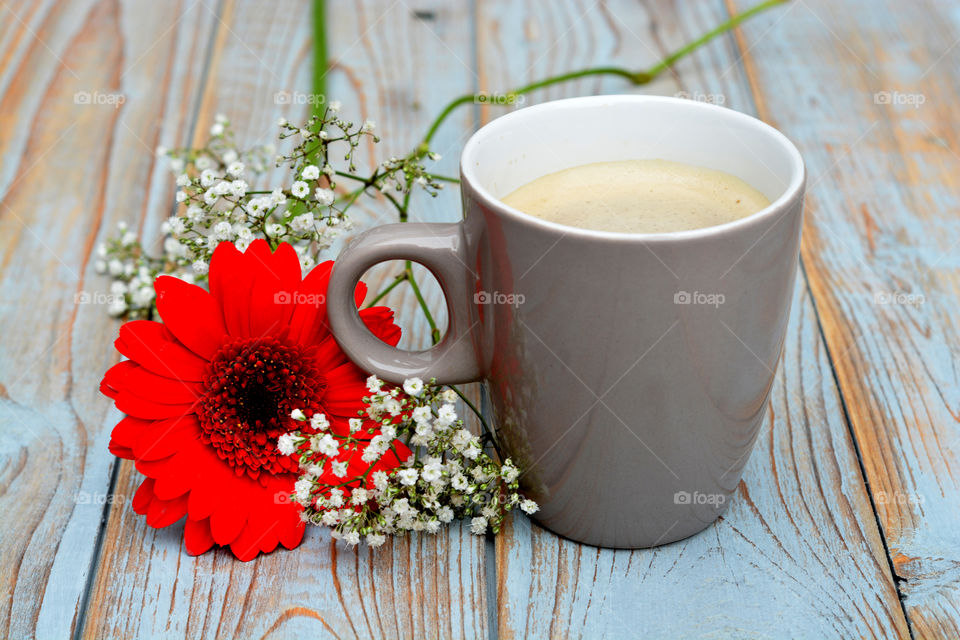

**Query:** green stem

left=404, top=262, right=439, bottom=344
left=364, top=272, right=407, bottom=308
left=419, top=0, right=786, bottom=146
left=448, top=385, right=501, bottom=454
left=312, top=0, right=328, bottom=122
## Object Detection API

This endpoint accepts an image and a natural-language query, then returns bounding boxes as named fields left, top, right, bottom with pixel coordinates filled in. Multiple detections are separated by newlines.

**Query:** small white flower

left=314, top=433, right=339, bottom=457
left=314, top=188, right=334, bottom=206
left=501, top=462, right=520, bottom=483
left=380, top=424, right=397, bottom=440
left=229, top=180, right=248, bottom=198
left=372, top=470, right=389, bottom=492
left=270, top=188, right=287, bottom=206
left=331, top=460, right=348, bottom=478
left=437, top=506, right=454, bottom=523
left=366, top=375, right=383, bottom=393
left=327, top=488, right=344, bottom=507
left=210, top=122, right=224, bottom=136
left=195, top=155, right=212, bottom=170
left=437, top=404, right=458, bottom=426
left=290, top=408, right=307, bottom=421
left=226, top=161, right=245, bottom=177
left=222, top=149, right=238, bottom=164
left=277, top=433, right=297, bottom=455
left=451, top=474, right=469, bottom=491
left=396, top=468, right=419, bottom=486
left=213, top=221, right=233, bottom=240
left=412, top=406, right=432, bottom=424
left=383, top=397, right=402, bottom=417
left=290, top=213, right=314, bottom=233
left=299, top=128, right=311, bottom=138
left=343, top=530, right=361, bottom=546
left=310, top=413, right=330, bottom=431
left=301, top=165, right=320, bottom=180
left=199, top=169, right=217, bottom=187
left=470, top=516, right=487, bottom=535
left=266, top=223, right=285, bottom=237
left=351, top=488, right=370, bottom=505
left=165, top=216, right=186, bottom=235
left=366, top=533, right=386, bottom=547
left=441, top=389, right=458, bottom=404
left=402, top=377, right=424, bottom=397
left=348, top=417, right=363, bottom=433
left=155, top=145, right=168, bottom=157
left=107, top=297, right=127, bottom=317
left=321, top=510, right=340, bottom=526
left=328, top=100, right=341, bottom=113
left=520, top=499, right=539, bottom=515
left=169, top=158, right=185, bottom=173
left=277, top=116, right=288, bottom=126
left=304, top=463, right=323, bottom=478
left=175, top=173, right=190, bottom=187
left=291, top=181, right=310, bottom=198
left=214, top=113, right=229, bottom=124
left=361, top=119, right=376, bottom=131
left=294, top=478, right=312, bottom=502
left=191, top=259, right=208, bottom=275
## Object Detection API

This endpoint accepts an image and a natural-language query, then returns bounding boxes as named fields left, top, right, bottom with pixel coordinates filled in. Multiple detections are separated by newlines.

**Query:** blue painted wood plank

left=729, top=0, right=960, bottom=636
left=0, top=1, right=218, bottom=638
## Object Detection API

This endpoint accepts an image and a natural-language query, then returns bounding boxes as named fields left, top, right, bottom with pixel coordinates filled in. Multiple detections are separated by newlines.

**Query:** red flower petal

left=115, top=321, right=207, bottom=381
left=110, top=415, right=150, bottom=452
left=288, top=261, right=333, bottom=346
left=146, top=492, right=189, bottom=528
left=184, top=518, right=215, bottom=556
left=247, top=242, right=301, bottom=338
left=155, top=276, right=229, bottom=359
left=360, top=306, right=402, bottom=346
left=210, top=505, right=247, bottom=546
left=103, top=361, right=203, bottom=404
left=134, top=415, right=200, bottom=464
left=113, top=389, right=194, bottom=420
left=209, top=241, right=254, bottom=338
left=132, top=478, right=156, bottom=514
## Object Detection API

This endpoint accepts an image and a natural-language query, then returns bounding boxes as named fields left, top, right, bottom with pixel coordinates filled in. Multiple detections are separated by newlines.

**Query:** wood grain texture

left=728, top=0, right=960, bottom=636
left=478, top=0, right=910, bottom=637
left=80, top=1, right=490, bottom=638
left=0, top=0, right=217, bottom=638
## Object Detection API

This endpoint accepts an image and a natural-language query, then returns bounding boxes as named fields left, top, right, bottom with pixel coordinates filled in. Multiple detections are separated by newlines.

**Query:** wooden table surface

left=1, top=0, right=957, bottom=638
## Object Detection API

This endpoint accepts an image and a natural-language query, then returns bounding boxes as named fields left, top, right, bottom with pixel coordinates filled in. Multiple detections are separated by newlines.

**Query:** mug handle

left=326, top=222, right=482, bottom=384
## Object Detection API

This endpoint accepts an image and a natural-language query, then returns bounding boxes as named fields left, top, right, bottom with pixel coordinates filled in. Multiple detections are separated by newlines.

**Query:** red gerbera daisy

left=100, top=239, right=404, bottom=561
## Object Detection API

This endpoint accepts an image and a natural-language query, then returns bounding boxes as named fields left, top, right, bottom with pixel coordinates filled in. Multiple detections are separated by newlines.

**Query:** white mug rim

left=459, top=94, right=806, bottom=243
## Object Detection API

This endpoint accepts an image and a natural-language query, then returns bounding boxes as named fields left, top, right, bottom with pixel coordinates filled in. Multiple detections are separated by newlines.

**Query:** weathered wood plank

left=80, top=1, right=490, bottom=638
left=480, top=1, right=910, bottom=637
left=0, top=0, right=218, bottom=638
left=728, top=0, right=960, bottom=636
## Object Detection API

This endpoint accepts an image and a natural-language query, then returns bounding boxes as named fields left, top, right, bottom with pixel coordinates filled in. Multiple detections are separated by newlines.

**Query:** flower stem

left=419, top=0, right=786, bottom=146
left=364, top=272, right=407, bottom=308
left=404, top=262, right=440, bottom=344
left=312, top=0, right=328, bottom=122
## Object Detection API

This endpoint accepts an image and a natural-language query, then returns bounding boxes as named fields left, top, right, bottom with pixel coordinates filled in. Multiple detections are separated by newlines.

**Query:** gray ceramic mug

left=326, top=95, right=805, bottom=548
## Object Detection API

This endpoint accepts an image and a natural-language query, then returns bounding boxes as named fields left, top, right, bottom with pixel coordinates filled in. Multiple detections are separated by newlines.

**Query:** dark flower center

left=197, top=337, right=324, bottom=480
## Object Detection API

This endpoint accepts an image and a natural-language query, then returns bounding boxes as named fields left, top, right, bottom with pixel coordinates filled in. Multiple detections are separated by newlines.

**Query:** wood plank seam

left=70, top=0, right=227, bottom=637
left=722, top=0, right=916, bottom=635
